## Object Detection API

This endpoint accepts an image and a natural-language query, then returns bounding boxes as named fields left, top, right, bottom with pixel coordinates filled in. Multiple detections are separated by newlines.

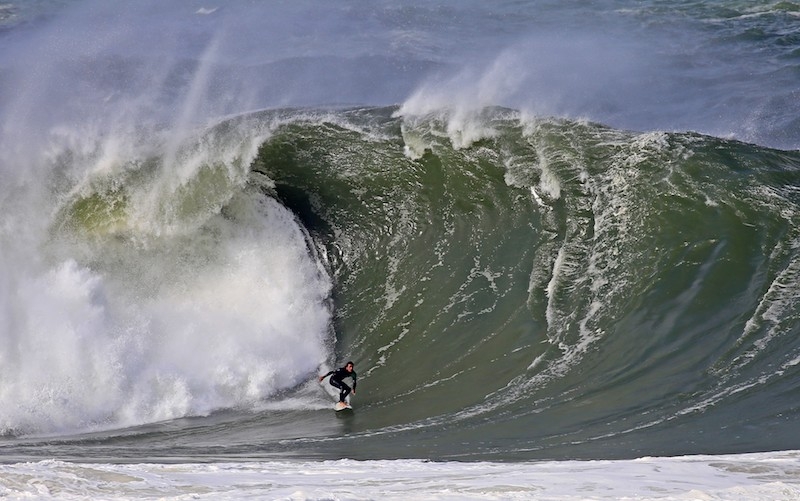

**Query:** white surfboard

left=334, top=401, right=352, bottom=411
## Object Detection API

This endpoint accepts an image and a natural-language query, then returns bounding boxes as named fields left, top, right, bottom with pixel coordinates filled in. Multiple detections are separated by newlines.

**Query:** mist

left=1, top=0, right=797, bottom=156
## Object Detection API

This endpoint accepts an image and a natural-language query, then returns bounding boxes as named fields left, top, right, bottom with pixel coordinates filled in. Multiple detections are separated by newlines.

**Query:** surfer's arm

left=319, top=370, right=334, bottom=381
left=352, top=372, right=357, bottom=392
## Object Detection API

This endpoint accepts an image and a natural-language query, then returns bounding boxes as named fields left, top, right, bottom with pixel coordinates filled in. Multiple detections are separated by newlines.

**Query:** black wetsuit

left=323, top=367, right=357, bottom=402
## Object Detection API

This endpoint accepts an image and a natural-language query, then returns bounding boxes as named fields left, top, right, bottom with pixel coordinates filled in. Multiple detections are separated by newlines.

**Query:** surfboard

left=335, top=401, right=352, bottom=411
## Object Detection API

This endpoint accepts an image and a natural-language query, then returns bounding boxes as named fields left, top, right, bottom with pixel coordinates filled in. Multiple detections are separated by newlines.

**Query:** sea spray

left=0, top=99, right=333, bottom=436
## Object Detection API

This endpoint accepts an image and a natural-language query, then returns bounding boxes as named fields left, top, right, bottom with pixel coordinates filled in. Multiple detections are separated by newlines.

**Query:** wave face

left=1, top=0, right=800, bottom=462
left=246, top=107, right=800, bottom=460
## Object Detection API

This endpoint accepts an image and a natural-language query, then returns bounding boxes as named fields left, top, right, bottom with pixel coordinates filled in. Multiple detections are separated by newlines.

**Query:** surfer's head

left=345, top=361, right=354, bottom=372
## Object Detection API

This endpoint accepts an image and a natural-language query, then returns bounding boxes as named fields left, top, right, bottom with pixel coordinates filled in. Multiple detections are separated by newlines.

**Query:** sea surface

left=1, top=1, right=800, bottom=499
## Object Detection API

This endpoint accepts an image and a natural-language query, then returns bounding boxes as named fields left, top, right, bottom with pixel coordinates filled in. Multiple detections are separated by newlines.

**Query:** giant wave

left=2, top=105, right=799, bottom=463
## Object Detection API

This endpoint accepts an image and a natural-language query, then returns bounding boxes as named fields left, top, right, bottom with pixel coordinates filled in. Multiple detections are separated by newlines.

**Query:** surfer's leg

left=330, top=379, right=348, bottom=402
left=339, top=383, right=351, bottom=402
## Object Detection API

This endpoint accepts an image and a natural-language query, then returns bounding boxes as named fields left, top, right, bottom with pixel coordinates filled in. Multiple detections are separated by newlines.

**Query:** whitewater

left=1, top=1, right=800, bottom=499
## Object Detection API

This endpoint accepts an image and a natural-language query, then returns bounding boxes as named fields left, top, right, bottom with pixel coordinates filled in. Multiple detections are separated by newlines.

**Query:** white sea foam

left=0, top=181, right=333, bottom=435
left=0, top=111, right=332, bottom=435
left=1, top=452, right=799, bottom=500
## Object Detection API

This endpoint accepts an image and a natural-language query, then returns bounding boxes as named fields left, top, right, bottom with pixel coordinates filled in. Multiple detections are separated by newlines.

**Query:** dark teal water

left=258, top=108, right=800, bottom=460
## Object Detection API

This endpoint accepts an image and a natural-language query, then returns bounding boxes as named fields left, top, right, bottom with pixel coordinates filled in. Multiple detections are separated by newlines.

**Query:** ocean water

left=1, top=0, right=800, bottom=499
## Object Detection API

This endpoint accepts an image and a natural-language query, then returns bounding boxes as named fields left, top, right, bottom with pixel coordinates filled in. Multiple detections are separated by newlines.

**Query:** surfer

left=319, top=361, right=357, bottom=403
